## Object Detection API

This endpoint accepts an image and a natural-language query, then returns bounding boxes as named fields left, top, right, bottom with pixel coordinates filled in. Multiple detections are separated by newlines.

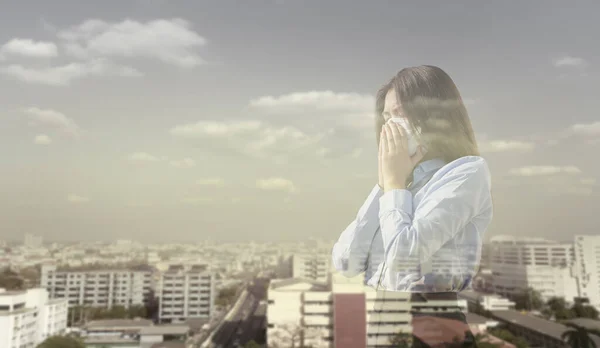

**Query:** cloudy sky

left=1, top=0, right=598, bottom=242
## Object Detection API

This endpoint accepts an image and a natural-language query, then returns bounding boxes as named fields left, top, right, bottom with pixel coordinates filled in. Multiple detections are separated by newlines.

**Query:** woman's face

left=381, top=88, right=405, bottom=123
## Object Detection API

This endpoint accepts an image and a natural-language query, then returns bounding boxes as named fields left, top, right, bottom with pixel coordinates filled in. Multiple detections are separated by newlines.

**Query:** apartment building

left=489, top=235, right=580, bottom=302
left=40, top=264, right=153, bottom=308
left=266, top=273, right=469, bottom=348
left=489, top=235, right=600, bottom=310
left=291, top=253, right=331, bottom=282
left=0, top=288, right=68, bottom=348
left=158, top=264, right=215, bottom=324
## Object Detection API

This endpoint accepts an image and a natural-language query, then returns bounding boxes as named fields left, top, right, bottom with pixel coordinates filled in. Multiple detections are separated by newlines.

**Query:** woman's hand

left=379, top=122, right=425, bottom=192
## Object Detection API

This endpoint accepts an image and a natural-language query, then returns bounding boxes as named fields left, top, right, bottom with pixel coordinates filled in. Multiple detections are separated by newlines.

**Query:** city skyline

left=1, top=0, right=599, bottom=242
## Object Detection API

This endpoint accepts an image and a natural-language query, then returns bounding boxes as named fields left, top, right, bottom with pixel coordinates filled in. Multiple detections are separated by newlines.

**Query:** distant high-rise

left=23, top=233, right=43, bottom=248
left=158, top=264, right=215, bottom=324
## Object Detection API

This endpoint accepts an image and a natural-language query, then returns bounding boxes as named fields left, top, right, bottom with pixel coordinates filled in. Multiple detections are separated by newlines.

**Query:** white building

left=573, top=235, right=600, bottom=309
left=40, top=264, right=153, bottom=308
left=158, top=264, right=215, bottom=323
left=459, top=290, right=516, bottom=311
left=291, top=253, right=331, bottom=282
left=23, top=234, right=43, bottom=249
left=489, top=235, right=580, bottom=303
left=266, top=272, right=468, bottom=348
left=0, top=288, right=68, bottom=348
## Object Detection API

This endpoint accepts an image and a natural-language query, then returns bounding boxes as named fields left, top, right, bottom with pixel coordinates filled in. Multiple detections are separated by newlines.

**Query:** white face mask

left=387, top=117, right=421, bottom=156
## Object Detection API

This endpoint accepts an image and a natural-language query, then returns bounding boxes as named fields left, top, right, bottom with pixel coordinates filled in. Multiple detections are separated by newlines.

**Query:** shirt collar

left=413, top=158, right=446, bottom=185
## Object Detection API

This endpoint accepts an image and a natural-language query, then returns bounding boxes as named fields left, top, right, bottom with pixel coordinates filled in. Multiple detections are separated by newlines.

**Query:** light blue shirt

left=331, top=156, right=493, bottom=292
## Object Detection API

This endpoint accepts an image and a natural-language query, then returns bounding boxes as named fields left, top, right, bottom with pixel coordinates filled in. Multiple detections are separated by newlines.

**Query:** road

left=209, top=276, right=269, bottom=348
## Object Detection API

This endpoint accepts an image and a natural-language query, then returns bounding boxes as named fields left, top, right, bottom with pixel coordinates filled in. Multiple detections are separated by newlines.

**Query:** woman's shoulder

left=436, top=156, right=491, bottom=186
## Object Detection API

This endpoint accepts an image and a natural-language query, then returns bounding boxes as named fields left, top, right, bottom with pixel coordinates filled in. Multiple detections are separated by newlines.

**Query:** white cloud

left=479, top=140, right=535, bottom=153
left=249, top=90, right=375, bottom=130
left=256, top=177, right=298, bottom=194
left=128, top=152, right=161, bottom=162
left=22, top=107, right=81, bottom=136
left=33, top=134, right=52, bottom=145
left=170, top=158, right=196, bottom=168
left=171, top=120, right=262, bottom=137
left=553, top=56, right=587, bottom=68
left=250, top=90, right=374, bottom=111
left=58, top=18, right=207, bottom=68
left=580, top=178, right=597, bottom=186
left=170, top=120, right=325, bottom=159
left=67, top=194, right=90, bottom=203
left=2, top=59, right=142, bottom=86
left=569, top=121, right=600, bottom=137
left=0, top=39, right=58, bottom=59
left=463, top=98, right=479, bottom=106
left=196, top=178, right=225, bottom=187
left=508, top=165, right=581, bottom=177
left=181, top=197, right=213, bottom=205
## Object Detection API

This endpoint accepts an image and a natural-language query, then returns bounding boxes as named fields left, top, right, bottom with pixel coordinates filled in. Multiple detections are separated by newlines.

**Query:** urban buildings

left=274, top=253, right=331, bottom=282
left=81, top=319, right=190, bottom=348
left=266, top=272, right=471, bottom=348
left=489, top=235, right=600, bottom=309
left=158, top=264, right=215, bottom=324
left=40, top=264, right=153, bottom=308
left=0, top=288, right=68, bottom=348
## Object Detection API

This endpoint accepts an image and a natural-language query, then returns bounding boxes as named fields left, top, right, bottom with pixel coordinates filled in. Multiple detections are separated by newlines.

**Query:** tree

left=488, top=328, right=530, bottom=348
left=513, top=288, right=543, bottom=311
left=544, top=297, right=575, bottom=321
left=0, top=267, right=24, bottom=290
left=245, top=340, right=262, bottom=348
left=474, top=334, right=503, bottom=348
left=37, top=336, right=85, bottom=348
left=216, top=285, right=239, bottom=308
left=389, top=332, right=413, bottom=348
left=561, top=323, right=598, bottom=348
left=268, top=323, right=321, bottom=348
left=571, top=298, right=599, bottom=320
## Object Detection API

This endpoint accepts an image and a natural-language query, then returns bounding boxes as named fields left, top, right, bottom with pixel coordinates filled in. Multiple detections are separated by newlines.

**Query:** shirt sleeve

left=332, top=184, right=383, bottom=277
left=377, top=158, right=492, bottom=289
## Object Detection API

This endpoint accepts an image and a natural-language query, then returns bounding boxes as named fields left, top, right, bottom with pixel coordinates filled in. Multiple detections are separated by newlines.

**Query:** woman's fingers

left=389, top=122, right=404, bottom=150
left=384, top=124, right=395, bottom=153
left=381, top=127, right=389, bottom=154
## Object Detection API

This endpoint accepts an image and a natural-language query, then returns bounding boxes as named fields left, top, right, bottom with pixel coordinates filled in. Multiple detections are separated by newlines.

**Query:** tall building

left=23, top=234, right=43, bottom=249
left=40, top=264, right=153, bottom=308
left=489, top=235, right=599, bottom=307
left=291, top=253, right=331, bottom=282
left=0, top=288, right=68, bottom=348
left=266, top=273, right=469, bottom=348
left=158, top=264, right=215, bottom=324
left=572, top=235, right=600, bottom=308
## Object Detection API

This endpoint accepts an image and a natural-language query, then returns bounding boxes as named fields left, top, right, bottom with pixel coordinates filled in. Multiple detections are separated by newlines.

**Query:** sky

left=0, top=0, right=599, bottom=243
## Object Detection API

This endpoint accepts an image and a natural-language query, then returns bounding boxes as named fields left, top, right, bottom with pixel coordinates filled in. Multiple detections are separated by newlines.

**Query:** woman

left=332, top=65, right=492, bottom=347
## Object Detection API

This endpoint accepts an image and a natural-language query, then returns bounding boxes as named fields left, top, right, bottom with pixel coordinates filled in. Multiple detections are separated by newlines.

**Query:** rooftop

left=566, top=318, right=600, bottom=331
left=150, top=342, right=186, bottom=348
left=139, top=325, right=190, bottom=336
left=53, top=263, right=155, bottom=272
left=269, top=277, right=329, bottom=292
left=85, top=318, right=154, bottom=330
left=465, top=312, right=489, bottom=325
left=490, top=310, right=600, bottom=345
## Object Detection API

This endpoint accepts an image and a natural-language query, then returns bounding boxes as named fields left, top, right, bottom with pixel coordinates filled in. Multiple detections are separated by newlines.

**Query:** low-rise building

left=0, top=288, right=68, bottom=348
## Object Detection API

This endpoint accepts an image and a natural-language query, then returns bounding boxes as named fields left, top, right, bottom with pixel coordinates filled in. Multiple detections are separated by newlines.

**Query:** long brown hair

left=375, top=65, right=479, bottom=163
